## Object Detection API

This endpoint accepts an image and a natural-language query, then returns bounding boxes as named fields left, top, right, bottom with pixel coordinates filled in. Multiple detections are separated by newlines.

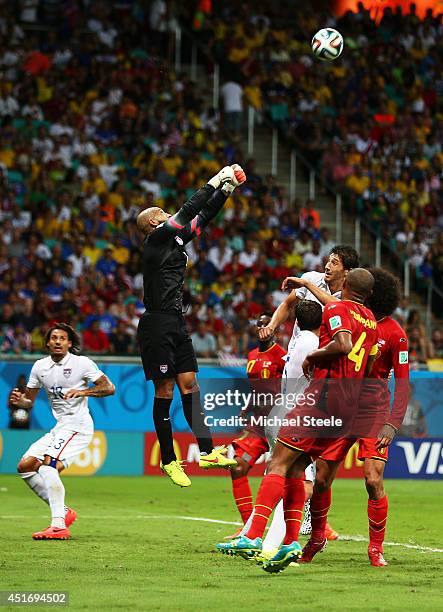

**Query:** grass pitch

left=0, top=475, right=442, bottom=611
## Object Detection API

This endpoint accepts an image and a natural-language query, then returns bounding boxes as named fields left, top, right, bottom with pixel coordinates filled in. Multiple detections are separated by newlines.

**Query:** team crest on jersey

left=63, top=368, right=72, bottom=378
left=329, top=315, right=342, bottom=330
left=175, top=236, right=184, bottom=245
left=160, top=364, right=168, bottom=373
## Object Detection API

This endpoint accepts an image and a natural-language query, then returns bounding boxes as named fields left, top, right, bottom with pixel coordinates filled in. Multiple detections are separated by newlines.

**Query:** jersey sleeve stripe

left=169, top=217, right=185, bottom=229
left=331, top=328, right=352, bottom=338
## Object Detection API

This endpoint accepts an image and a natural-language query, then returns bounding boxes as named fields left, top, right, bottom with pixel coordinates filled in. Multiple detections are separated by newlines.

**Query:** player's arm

left=258, top=290, right=300, bottom=341
left=376, top=334, right=410, bottom=449
left=281, top=277, right=339, bottom=305
left=302, top=330, right=352, bottom=377
left=9, top=386, right=40, bottom=409
left=64, top=374, right=115, bottom=399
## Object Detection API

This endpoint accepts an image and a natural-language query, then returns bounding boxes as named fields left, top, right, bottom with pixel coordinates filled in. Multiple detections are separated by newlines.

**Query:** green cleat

left=199, top=446, right=237, bottom=469
left=160, top=460, right=191, bottom=487
left=262, top=541, right=302, bottom=573
left=216, top=535, right=263, bottom=559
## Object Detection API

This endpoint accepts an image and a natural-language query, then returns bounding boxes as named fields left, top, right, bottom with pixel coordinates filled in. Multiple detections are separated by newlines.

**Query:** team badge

left=63, top=368, right=72, bottom=378
left=160, top=364, right=168, bottom=373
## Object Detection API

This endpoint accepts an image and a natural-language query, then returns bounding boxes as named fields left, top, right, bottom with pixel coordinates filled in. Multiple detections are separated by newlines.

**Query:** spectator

left=191, top=321, right=217, bottom=358
left=110, top=320, right=134, bottom=355
left=220, top=79, right=243, bottom=135
left=82, top=320, right=110, bottom=354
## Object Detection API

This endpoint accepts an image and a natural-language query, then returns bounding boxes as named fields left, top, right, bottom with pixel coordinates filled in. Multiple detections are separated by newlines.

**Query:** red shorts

left=231, top=431, right=269, bottom=466
left=357, top=437, right=389, bottom=462
left=277, top=436, right=355, bottom=461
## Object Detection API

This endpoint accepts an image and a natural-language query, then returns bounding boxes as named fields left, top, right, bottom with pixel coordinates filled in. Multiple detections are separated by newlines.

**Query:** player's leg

left=176, top=371, right=236, bottom=469
left=216, top=441, right=302, bottom=557
left=17, top=454, right=48, bottom=504
left=300, top=465, right=314, bottom=535
left=363, top=451, right=388, bottom=566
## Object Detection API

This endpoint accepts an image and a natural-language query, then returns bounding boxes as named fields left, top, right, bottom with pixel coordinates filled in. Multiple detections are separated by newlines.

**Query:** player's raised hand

left=231, top=164, right=246, bottom=186
left=282, top=276, right=306, bottom=291
left=207, top=166, right=235, bottom=190
left=64, top=389, right=85, bottom=399
left=258, top=324, right=275, bottom=341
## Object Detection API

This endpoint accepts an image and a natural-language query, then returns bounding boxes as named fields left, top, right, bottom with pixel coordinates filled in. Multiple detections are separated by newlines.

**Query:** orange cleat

left=32, top=526, right=71, bottom=540
left=299, top=538, right=328, bottom=563
left=368, top=545, right=388, bottom=567
left=65, top=508, right=77, bottom=528
left=223, top=527, right=243, bottom=541
left=325, top=522, right=339, bottom=541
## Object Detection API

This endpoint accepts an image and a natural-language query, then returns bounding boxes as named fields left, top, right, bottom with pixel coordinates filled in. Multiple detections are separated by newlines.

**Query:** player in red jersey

left=228, top=313, right=286, bottom=532
left=216, top=269, right=378, bottom=571
left=287, top=268, right=409, bottom=567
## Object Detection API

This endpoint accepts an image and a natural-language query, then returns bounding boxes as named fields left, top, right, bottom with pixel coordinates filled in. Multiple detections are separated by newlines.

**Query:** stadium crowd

left=196, top=2, right=443, bottom=293
left=0, top=1, right=440, bottom=367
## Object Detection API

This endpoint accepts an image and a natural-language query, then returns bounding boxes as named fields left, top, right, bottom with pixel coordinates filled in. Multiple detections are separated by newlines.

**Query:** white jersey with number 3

left=27, top=353, right=104, bottom=434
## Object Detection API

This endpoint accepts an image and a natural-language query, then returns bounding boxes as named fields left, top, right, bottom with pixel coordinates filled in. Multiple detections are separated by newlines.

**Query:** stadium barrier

left=0, top=361, right=442, bottom=435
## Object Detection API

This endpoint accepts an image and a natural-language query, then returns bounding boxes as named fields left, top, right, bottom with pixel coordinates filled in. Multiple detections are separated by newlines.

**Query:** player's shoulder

left=31, top=355, right=52, bottom=371
left=248, top=347, right=259, bottom=360
left=301, top=270, right=325, bottom=285
left=382, top=316, right=408, bottom=342
left=72, top=354, right=100, bottom=369
left=271, top=343, right=287, bottom=358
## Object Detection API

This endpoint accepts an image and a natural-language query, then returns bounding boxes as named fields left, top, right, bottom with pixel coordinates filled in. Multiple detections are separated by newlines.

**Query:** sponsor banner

left=0, top=430, right=144, bottom=476
left=143, top=433, right=443, bottom=479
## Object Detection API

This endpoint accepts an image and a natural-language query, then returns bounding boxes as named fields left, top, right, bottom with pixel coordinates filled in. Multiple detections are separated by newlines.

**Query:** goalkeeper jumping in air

left=136, top=165, right=246, bottom=487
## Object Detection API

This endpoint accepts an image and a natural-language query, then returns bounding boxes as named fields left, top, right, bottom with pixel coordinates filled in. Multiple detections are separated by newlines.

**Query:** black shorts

left=137, top=312, right=198, bottom=381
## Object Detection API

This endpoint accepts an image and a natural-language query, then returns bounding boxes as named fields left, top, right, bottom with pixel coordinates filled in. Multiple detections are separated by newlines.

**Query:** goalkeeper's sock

left=246, top=473, right=285, bottom=540
left=368, top=495, right=388, bottom=548
left=181, top=392, right=213, bottom=455
left=153, top=397, right=176, bottom=465
left=232, top=476, right=253, bottom=524
left=282, top=477, right=305, bottom=544
left=310, top=487, right=331, bottom=541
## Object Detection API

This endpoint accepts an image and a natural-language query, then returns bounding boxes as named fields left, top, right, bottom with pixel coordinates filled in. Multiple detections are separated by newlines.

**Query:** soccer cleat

left=299, top=538, right=328, bottom=563
left=223, top=527, right=243, bottom=541
left=300, top=501, right=312, bottom=535
left=160, top=460, right=191, bottom=487
left=368, top=545, right=388, bottom=567
left=199, top=446, right=237, bottom=470
left=254, top=549, right=279, bottom=565
left=32, top=526, right=71, bottom=540
left=325, top=522, right=339, bottom=541
left=64, top=507, right=77, bottom=528
left=216, top=535, right=262, bottom=559
left=262, top=541, right=303, bottom=573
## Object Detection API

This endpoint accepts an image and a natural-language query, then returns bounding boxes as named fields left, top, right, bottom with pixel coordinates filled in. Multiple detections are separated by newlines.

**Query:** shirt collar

left=49, top=353, right=71, bottom=367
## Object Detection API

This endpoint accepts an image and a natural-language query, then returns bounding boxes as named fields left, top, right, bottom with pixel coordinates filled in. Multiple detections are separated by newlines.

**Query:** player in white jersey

left=259, top=245, right=359, bottom=541
left=11, top=323, right=115, bottom=540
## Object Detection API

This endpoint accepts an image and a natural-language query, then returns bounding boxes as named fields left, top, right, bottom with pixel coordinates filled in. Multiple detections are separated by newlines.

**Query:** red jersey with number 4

left=314, top=300, right=378, bottom=381
left=359, top=316, right=409, bottom=431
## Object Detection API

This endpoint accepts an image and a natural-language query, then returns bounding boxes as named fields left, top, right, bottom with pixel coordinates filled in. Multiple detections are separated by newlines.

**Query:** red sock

left=246, top=473, right=285, bottom=540
left=232, top=476, right=253, bottom=524
left=368, top=495, right=388, bottom=548
left=283, top=477, right=305, bottom=545
left=311, top=487, right=332, bottom=541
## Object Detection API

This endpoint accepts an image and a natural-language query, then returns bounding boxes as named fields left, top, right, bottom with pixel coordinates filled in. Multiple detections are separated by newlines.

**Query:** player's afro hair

left=329, top=245, right=360, bottom=270
left=45, top=323, right=81, bottom=354
left=295, top=300, right=323, bottom=331
left=365, top=268, right=401, bottom=319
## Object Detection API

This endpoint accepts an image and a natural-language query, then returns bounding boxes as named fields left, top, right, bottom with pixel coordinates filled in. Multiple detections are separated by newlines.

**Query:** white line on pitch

left=2, top=514, right=442, bottom=553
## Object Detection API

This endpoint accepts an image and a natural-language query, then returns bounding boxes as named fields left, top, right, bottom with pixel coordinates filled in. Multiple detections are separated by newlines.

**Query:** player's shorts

left=23, top=425, right=93, bottom=469
left=277, top=435, right=356, bottom=463
left=232, top=431, right=269, bottom=466
left=137, top=311, right=198, bottom=380
left=357, top=437, right=389, bottom=462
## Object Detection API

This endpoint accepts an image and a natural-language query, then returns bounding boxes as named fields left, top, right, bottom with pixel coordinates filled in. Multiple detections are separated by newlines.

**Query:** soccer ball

left=311, top=28, right=344, bottom=61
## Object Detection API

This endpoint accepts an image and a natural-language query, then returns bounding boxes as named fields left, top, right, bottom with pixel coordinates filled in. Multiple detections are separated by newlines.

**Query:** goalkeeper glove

left=207, top=166, right=235, bottom=190
left=221, top=163, right=247, bottom=195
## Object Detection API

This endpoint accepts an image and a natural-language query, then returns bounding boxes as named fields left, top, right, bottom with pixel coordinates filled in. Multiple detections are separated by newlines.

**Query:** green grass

left=0, top=475, right=442, bottom=611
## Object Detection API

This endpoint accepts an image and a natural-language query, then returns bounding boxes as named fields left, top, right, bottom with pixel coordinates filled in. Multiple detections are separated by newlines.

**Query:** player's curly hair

left=365, top=268, right=401, bottom=319
left=45, top=323, right=81, bottom=354
left=330, top=245, right=360, bottom=271
left=295, top=300, right=322, bottom=331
